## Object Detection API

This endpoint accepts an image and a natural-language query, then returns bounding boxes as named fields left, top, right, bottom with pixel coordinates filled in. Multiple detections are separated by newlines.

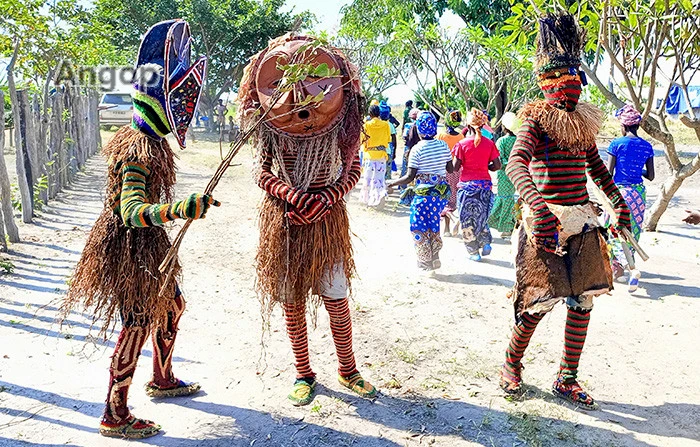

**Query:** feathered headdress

left=535, top=12, right=586, bottom=73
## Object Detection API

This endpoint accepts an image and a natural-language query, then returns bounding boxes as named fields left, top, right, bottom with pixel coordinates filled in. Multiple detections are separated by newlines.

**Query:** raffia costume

left=62, top=20, right=217, bottom=438
left=499, top=13, right=631, bottom=410
left=238, top=34, right=376, bottom=406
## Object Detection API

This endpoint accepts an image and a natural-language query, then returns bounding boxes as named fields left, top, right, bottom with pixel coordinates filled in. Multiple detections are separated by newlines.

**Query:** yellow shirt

left=362, top=118, right=391, bottom=161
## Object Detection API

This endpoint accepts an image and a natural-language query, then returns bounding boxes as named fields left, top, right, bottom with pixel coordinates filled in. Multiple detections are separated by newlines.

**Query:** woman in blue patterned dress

left=388, top=112, right=454, bottom=271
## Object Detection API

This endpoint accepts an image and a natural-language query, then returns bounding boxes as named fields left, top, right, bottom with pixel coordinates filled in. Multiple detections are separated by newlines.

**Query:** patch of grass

left=394, top=347, right=416, bottom=364
left=383, top=376, right=402, bottom=389
left=310, top=403, right=322, bottom=414
left=421, top=376, right=450, bottom=391
left=393, top=339, right=418, bottom=364
left=0, top=259, right=15, bottom=274
left=507, top=405, right=578, bottom=447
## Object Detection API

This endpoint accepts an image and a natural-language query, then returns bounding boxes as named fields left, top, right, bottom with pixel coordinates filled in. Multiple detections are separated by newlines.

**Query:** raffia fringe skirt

left=256, top=195, right=355, bottom=314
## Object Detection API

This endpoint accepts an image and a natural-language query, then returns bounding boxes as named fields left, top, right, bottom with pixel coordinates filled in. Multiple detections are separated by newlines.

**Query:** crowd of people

left=359, top=98, right=661, bottom=295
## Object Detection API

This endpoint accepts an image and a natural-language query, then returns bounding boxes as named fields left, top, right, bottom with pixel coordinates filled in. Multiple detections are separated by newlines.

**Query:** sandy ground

left=0, top=131, right=699, bottom=447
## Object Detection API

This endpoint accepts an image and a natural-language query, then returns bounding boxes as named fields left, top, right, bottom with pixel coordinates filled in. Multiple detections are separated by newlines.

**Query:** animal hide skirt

left=511, top=204, right=613, bottom=321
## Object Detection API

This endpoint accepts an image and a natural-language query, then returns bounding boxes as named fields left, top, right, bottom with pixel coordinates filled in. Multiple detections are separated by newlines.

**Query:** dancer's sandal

left=499, top=365, right=523, bottom=395
left=552, top=376, right=599, bottom=411
left=338, top=373, right=377, bottom=399
left=99, top=416, right=161, bottom=439
left=288, top=378, right=317, bottom=406
left=145, top=379, right=201, bottom=398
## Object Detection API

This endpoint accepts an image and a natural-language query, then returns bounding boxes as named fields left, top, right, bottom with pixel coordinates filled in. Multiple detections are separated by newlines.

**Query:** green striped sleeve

left=120, top=161, right=184, bottom=228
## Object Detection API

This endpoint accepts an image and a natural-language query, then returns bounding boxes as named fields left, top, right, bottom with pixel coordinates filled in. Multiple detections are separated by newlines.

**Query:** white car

left=99, top=92, right=133, bottom=129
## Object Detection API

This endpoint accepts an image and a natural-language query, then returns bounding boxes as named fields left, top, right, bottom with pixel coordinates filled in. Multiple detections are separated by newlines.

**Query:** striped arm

left=257, top=151, right=295, bottom=202
left=120, top=162, right=214, bottom=228
left=585, top=145, right=631, bottom=228
left=506, top=119, right=559, bottom=237
left=319, top=157, right=362, bottom=204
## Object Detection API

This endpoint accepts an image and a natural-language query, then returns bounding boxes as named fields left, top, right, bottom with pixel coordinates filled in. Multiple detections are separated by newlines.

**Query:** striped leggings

left=504, top=307, right=591, bottom=384
left=284, top=297, right=358, bottom=379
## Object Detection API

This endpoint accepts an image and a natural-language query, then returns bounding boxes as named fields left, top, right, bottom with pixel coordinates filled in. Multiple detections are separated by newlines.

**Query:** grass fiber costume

left=62, top=19, right=217, bottom=438
left=238, top=34, right=376, bottom=406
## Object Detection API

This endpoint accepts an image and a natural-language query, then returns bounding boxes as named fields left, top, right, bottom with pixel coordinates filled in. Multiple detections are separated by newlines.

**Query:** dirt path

left=0, top=133, right=699, bottom=447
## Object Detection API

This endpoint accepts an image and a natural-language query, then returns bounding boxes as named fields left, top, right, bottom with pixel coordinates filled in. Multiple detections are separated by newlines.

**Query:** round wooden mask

left=254, top=37, right=347, bottom=137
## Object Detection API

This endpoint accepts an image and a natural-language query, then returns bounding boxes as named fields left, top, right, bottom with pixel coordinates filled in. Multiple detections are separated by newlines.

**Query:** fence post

left=33, top=93, right=49, bottom=206
left=0, top=91, right=20, bottom=244
left=47, top=90, right=64, bottom=199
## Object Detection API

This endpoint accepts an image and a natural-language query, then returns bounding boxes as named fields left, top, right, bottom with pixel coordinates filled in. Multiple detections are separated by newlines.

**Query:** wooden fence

left=0, top=86, right=101, bottom=249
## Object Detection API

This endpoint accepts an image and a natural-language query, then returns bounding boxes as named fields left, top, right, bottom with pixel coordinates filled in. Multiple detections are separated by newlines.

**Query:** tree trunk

left=0, top=91, right=19, bottom=243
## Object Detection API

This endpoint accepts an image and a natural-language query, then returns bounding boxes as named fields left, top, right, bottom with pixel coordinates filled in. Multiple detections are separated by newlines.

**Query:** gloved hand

left=174, top=193, right=220, bottom=220
left=286, top=201, right=332, bottom=225
left=531, top=209, right=561, bottom=254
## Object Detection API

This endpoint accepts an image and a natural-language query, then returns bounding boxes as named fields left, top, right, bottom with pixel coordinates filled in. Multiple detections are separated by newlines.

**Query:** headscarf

left=466, top=108, right=487, bottom=147
left=379, top=101, right=391, bottom=121
left=501, top=111, right=522, bottom=134
left=369, top=99, right=380, bottom=107
left=408, top=108, right=420, bottom=120
left=615, top=104, right=642, bottom=127
left=415, top=111, right=437, bottom=138
left=445, top=110, right=462, bottom=132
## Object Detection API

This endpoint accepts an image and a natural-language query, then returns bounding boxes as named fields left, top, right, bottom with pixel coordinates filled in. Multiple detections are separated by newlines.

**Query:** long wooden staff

left=591, top=184, right=649, bottom=262
left=157, top=93, right=282, bottom=297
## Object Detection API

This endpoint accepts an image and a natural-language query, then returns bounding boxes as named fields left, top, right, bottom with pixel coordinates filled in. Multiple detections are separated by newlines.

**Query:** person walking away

left=388, top=112, right=453, bottom=271
left=488, top=112, right=521, bottom=239
left=453, top=108, right=501, bottom=261
left=605, top=104, right=654, bottom=292
left=214, top=99, right=228, bottom=132
left=403, top=100, right=414, bottom=129
left=361, top=105, right=391, bottom=206
left=379, top=102, right=398, bottom=180
left=399, top=108, right=421, bottom=201
left=437, top=110, right=464, bottom=236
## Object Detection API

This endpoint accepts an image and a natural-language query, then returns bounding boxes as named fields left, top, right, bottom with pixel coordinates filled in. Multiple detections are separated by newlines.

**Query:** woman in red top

left=453, top=108, right=501, bottom=261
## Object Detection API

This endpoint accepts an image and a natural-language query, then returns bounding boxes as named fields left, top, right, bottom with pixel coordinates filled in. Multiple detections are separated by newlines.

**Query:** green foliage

left=0, top=258, right=14, bottom=274
left=91, top=0, right=311, bottom=113
left=339, top=0, right=535, bottom=115
left=0, top=0, right=127, bottom=83
left=10, top=174, right=48, bottom=212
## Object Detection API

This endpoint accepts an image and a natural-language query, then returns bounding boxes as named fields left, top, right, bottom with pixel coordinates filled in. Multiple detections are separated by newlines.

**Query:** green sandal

left=339, top=373, right=377, bottom=398
left=288, top=378, right=316, bottom=406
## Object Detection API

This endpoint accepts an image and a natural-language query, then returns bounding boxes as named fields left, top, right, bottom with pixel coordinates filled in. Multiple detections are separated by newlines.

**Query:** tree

left=332, top=34, right=408, bottom=101
left=506, top=0, right=700, bottom=230
left=91, top=0, right=311, bottom=118
left=338, top=0, right=536, bottom=122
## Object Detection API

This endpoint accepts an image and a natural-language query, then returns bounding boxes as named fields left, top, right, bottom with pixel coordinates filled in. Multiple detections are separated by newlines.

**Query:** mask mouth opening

left=298, top=109, right=310, bottom=120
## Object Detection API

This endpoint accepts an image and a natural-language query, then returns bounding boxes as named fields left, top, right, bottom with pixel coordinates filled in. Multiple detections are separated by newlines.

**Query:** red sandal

left=552, top=376, right=599, bottom=410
